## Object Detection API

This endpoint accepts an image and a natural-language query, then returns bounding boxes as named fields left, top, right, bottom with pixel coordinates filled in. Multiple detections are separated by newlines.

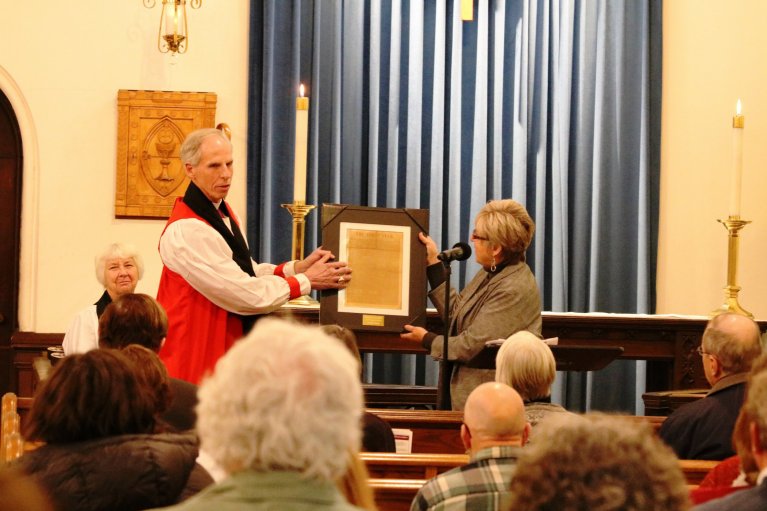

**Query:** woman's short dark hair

left=98, top=293, right=167, bottom=352
left=23, top=350, right=157, bottom=443
left=119, top=344, right=172, bottom=416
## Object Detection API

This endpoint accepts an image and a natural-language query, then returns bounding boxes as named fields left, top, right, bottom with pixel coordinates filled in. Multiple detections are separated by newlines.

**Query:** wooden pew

left=363, top=384, right=437, bottom=409
left=368, top=408, right=464, bottom=453
left=368, top=478, right=426, bottom=511
left=363, top=452, right=469, bottom=479
left=368, top=408, right=667, bottom=454
left=363, top=453, right=719, bottom=511
left=678, top=459, right=719, bottom=486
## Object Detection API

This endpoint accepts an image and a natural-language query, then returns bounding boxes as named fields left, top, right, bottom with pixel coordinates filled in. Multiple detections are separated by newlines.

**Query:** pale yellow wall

left=4, top=1, right=765, bottom=331
left=658, top=0, right=767, bottom=319
left=0, top=1, right=250, bottom=331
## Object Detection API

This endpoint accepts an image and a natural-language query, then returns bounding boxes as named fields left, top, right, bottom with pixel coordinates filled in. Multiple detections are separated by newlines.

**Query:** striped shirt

left=409, top=445, right=520, bottom=511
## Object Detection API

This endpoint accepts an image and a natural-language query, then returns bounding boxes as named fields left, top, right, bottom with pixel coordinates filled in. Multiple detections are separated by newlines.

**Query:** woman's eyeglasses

left=470, top=231, right=488, bottom=242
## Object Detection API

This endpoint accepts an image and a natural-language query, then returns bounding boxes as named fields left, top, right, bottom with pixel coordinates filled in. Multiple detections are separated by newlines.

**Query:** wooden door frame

left=0, top=89, right=22, bottom=393
left=0, top=66, right=40, bottom=333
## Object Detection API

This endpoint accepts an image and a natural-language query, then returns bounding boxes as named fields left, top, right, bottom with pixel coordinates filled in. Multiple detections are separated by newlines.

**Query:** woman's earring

left=490, top=258, right=497, bottom=273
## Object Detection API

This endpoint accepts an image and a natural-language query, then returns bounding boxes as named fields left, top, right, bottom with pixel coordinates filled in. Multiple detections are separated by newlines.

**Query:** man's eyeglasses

left=696, top=346, right=709, bottom=357
left=470, top=231, right=488, bottom=242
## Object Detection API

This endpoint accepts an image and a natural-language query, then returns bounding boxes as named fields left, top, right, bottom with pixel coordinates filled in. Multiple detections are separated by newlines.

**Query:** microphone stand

left=437, top=260, right=453, bottom=410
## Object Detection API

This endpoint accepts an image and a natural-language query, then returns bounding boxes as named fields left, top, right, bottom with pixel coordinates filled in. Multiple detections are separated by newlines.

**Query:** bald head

left=463, top=382, right=528, bottom=442
left=703, top=313, right=762, bottom=376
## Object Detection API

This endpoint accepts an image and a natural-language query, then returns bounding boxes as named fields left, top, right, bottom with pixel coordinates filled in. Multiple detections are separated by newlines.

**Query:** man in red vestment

left=157, top=128, right=351, bottom=383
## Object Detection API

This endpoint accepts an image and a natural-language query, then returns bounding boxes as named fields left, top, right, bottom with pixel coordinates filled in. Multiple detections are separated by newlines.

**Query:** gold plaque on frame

left=115, top=90, right=217, bottom=218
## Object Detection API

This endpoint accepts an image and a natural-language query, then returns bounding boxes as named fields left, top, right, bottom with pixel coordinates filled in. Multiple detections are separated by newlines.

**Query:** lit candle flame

left=299, top=84, right=305, bottom=98
left=736, top=99, right=742, bottom=115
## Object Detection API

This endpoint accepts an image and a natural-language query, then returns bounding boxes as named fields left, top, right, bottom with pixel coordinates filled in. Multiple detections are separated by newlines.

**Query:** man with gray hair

left=660, top=312, right=762, bottom=460
left=157, top=128, right=352, bottom=384
left=148, top=318, right=367, bottom=511
left=410, top=382, right=530, bottom=511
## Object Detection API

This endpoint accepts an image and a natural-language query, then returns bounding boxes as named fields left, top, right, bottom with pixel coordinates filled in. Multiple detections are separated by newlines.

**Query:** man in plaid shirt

left=410, top=382, right=530, bottom=511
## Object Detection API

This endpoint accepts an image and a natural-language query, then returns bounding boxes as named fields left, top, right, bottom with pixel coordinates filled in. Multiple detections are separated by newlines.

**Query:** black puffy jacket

left=19, top=432, right=212, bottom=511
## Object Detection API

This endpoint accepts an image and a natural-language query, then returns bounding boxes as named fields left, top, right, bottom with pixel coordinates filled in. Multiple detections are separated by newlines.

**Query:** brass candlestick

left=281, top=201, right=317, bottom=306
left=711, top=215, right=752, bottom=318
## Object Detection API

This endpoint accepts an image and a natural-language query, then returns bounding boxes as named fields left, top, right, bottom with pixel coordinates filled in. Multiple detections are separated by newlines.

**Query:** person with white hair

left=495, top=330, right=570, bottom=427
left=62, top=242, right=144, bottom=355
left=156, top=128, right=351, bottom=384
left=148, top=318, right=368, bottom=511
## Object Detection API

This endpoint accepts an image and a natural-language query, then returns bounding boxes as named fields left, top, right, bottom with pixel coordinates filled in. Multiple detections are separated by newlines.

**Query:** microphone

left=437, top=242, right=472, bottom=262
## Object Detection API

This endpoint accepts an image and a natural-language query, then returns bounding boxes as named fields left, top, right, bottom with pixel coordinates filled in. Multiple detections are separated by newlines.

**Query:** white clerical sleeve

left=160, top=218, right=310, bottom=314
left=62, top=305, right=99, bottom=355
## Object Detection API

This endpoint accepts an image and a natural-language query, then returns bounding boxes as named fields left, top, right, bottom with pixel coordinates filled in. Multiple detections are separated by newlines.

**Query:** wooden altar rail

left=363, top=453, right=718, bottom=511
left=9, top=311, right=767, bottom=398
left=280, top=308, right=767, bottom=392
left=368, top=408, right=667, bottom=454
left=363, top=452, right=717, bottom=485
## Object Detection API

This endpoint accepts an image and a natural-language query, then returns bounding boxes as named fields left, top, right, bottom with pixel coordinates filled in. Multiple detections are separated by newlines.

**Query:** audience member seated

left=410, top=382, right=530, bottom=511
left=694, top=369, right=767, bottom=510
left=63, top=242, right=144, bottom=355
left=659, top=313, right=762, bottom=460
left=147, top=318, right=369, bottom=511
left=691, top=409, right=756, bottom=504
left=99, top=293, right=198, bottom=431
left=18, top=349, right=211, bottom=511
left=508, top=413, right=690, bottom=511
left=691, top=352, right=767, bottom=504
left=322, top=324, right=396, bottom=452
left=119, top=344, right=173, bottom=426
left=495, top=330, right=570, bottom=427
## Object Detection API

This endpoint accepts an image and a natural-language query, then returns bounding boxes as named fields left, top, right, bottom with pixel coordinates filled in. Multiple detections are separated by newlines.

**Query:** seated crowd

left=4, top=298, right=766, bottom=511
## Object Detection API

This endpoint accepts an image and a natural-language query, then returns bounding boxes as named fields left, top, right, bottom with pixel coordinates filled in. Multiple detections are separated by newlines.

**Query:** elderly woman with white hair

left=401, top=199, right=542, bottom=410
left=495, top=330, right=569, bottom=427
left=148, top=318, right=369, bottom=511
left=62, top=242, right=144, bottom=355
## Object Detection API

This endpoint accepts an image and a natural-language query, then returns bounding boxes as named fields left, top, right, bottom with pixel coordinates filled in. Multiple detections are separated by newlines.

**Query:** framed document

left=320, top=204, right=429, bottom=333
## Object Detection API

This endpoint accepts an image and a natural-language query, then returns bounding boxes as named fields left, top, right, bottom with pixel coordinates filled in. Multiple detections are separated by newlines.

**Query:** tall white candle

left=730, top=99, right=744, bottom=217
left=294, top=84, right=309, bottom=203
left=164, top=2, right=175, bottom=35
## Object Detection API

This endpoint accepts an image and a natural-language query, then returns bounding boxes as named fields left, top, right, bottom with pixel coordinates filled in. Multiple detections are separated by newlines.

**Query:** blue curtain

left=247, top=0, right=662, bottom=413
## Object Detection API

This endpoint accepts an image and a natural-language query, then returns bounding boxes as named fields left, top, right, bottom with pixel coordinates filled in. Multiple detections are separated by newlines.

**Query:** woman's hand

left=419, top=232, right=440, bottom=266
left=400, top=324, right=427, bottom=343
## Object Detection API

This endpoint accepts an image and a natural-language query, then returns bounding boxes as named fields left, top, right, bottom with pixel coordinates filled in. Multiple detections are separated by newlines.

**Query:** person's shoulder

left=62, top=304, right=99, bottom=354
left=693, top=484, right=767, bottom=511
left=68, top=303, right=97, bottom=322
left=170, top=377, right=199, bottom=394
left=164, top=216, right=211, bottom=233
left=666, top=393, right=716, bottom=421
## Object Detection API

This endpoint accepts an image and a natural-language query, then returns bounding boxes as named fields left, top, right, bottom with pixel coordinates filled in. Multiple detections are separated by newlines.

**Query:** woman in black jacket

left=19, top=349, right=211, bottom=511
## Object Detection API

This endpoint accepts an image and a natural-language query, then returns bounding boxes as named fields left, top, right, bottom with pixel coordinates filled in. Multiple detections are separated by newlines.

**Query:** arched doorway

left=0, top=89, right=22, bottom=393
